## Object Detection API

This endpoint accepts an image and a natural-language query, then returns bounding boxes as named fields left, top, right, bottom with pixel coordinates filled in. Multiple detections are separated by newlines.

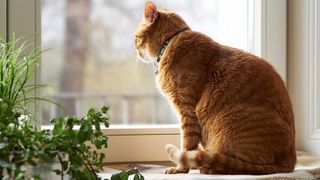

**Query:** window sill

left=41, top=124, right=181, bottom=162
left=42, top=124, right=180, bottom=135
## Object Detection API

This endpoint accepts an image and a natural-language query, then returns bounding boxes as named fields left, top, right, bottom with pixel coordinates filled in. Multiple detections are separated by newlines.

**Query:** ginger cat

left=134, top=2, right=296, bottom=175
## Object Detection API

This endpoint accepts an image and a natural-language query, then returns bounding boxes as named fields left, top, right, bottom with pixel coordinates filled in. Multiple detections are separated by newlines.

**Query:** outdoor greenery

left=0, top=37, right=143, bottom=179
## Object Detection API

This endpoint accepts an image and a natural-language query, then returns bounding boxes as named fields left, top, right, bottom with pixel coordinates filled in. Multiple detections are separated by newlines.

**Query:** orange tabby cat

left=134, top=2, right=296, bottom=175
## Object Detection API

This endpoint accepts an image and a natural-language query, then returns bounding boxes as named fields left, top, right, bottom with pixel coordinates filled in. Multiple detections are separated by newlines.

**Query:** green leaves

left=111, top=168, right=144, bottom=180
left=0, top=35, right=50, bottom=121
left=0, top=159, right=14, bottom=168
left=0, top=143, right=8, bottom=149
left=0, top=106, right=111, bottom=179
left=47, top=107, right=110, bottom=178
left=0, top=36, right=144, bottom=179
left=78, top=120, right=92, bottom=143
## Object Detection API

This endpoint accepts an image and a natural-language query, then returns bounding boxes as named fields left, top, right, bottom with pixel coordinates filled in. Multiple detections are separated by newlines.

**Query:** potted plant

left=0, top=36, right=144, bottom=180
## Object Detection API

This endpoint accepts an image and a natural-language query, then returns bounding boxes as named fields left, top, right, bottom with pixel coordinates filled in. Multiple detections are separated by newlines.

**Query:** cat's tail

left=165, top=144, right=294, bottom=175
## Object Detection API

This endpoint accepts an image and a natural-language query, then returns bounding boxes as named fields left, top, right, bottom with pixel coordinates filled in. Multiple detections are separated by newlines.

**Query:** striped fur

left=134, top=2, right=296, bottom=175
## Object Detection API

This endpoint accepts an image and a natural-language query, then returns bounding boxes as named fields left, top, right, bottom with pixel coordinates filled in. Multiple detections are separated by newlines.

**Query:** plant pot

left=26, top=157, right=70, bottom=180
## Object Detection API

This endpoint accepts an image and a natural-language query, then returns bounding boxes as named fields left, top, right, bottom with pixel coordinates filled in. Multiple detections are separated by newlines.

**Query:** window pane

left=41, top=0, right=249, bottom=125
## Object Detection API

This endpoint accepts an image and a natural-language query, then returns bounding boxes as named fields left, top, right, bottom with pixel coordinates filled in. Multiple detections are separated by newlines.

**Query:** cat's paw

left=165, top=167, right=189, bottom=174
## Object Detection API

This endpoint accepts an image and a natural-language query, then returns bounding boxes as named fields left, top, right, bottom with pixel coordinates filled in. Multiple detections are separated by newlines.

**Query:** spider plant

left=0, top=36, right=49, bottom=122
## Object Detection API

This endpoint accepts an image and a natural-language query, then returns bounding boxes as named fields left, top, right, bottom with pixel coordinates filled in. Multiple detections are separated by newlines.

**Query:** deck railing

left=43, top=93, right=161, bottom=124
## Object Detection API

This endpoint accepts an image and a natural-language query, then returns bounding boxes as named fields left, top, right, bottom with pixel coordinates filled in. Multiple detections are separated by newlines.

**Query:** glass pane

left=41, top=0, right=249, bottom=125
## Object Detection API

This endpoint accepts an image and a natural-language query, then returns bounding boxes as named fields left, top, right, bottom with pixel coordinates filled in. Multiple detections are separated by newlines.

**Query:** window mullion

left=0, top=0, right=6, bottom=39
left=7, top=0, right=41, bottom=127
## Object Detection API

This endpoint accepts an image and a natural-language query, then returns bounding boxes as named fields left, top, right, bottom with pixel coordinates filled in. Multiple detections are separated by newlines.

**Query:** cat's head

left=134, top=2, right=189, bottom=63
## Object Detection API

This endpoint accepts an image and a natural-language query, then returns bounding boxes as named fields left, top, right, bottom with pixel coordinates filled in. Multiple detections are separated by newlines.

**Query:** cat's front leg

left=179, top=110, right=202, bottom=151
left=180, top=115, right=201, bottom=151
left=165, top=111, right=201, bottom=174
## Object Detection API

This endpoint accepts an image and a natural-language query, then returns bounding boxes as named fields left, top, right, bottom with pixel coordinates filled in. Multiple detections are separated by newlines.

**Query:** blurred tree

left=60, top=0, right=91, bottom=115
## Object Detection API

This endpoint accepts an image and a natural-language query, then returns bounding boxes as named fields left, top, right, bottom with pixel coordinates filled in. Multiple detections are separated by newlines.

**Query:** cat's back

left=163, top=30, right=293, bottom=123
left=196, top=43, right=296, bottom=168
left=192, top=35, right=295, bottom=128
left=216, top=47, right=291, bottom=109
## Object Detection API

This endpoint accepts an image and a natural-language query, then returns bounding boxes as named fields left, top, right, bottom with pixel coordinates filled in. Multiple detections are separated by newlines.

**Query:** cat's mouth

left=136, top=48, right=154, bottom=64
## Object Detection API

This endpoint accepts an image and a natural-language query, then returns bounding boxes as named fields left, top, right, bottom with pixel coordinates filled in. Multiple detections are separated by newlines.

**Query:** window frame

left=0, top=0, right=6, bottom=39
left=5, top=0, right=287, bottom=162
left=288, top=0, right=320, bottom=155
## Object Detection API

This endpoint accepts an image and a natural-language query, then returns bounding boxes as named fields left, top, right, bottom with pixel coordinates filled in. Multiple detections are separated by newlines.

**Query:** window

left=41, top=0, right=255, bottom=125
left=5, top=0, right=287, bottom=162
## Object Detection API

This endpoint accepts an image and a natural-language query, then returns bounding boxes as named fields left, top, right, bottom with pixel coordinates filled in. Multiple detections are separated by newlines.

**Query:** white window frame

left=288, top=0, right=320, bottom=155
left=4, top=0, right=287, bottom=162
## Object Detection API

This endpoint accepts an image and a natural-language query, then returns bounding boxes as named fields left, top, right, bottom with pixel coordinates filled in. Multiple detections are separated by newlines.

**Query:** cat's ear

left=144, top=2, right=158, bottom=24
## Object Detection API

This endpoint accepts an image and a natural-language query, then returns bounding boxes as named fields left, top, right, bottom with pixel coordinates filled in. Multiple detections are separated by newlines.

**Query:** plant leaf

left=0, top=143, right=8, bottom=149
left=0, top=159, right=14, bottom=168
